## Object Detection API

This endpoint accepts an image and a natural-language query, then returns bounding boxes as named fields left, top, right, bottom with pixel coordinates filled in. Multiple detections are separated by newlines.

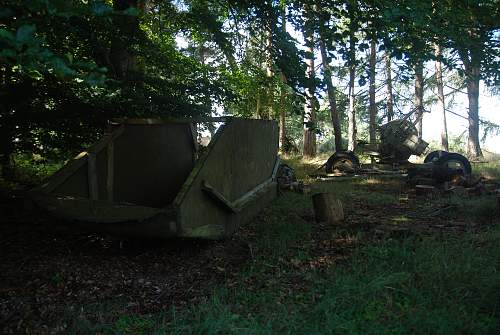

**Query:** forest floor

left=0, top=158, right=499, bottom=334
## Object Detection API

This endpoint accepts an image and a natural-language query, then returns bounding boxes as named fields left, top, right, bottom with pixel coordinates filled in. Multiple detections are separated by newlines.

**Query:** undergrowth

left=163, top=228, right=500, bottom=335
left=7, top=154, right=500, bottom=334
left=81, top=222, right=500, bottom=334
left=67, top=163, right=500, bottom=334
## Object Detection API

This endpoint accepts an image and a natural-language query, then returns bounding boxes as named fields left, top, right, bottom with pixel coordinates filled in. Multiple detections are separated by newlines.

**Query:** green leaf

left=16, top=25, right=36, bottom=44
left=50, top=57, right=76, bottom=76
left=0, top=8, right=14, bottom=18
left=0, top=28, right=15, bottom=42
left=123, top=7, right=139, bottom=16
left=0, top=48, right=17, bottom=60
left=91, top=1, right=112, bottom=16
left=65, top=52, right=73, bottom=64
left=85, top=72, right=106, bottom=86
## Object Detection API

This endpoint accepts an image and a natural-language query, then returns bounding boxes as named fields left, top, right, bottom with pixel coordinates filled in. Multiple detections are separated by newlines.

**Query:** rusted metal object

left=31, top=117, right=280, bottom=239
left=324, top=109, right=472, bottom=182
left=377, top=119, right=428, bottom=163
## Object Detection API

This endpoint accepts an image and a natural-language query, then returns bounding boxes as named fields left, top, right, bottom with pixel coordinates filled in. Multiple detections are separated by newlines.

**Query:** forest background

left=1, top=0, right=499, bottom=182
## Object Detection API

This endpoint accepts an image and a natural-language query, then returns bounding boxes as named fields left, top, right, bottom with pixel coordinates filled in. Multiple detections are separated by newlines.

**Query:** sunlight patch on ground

left=391, top=216, right=410, bottom=223
left=360, top=178, right=383, bottom=185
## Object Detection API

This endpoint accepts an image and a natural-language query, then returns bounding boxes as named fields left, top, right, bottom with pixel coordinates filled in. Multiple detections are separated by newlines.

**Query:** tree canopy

left=1, top=0, right=499, bottom=179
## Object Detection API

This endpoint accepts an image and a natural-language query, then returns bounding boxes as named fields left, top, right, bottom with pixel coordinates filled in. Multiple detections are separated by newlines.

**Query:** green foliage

left=0, top=0, right=242, bottom=173
left=1, top=0, right=498, bottom=182
left=473, top=159, right=500, bottom=180
left=114, top=315, right=156, bottom=335
left=0, top=0, right=107, bottom=83
left=11, top=152, right=63, bottom=185
left=142, top=222, right=500, bottom=334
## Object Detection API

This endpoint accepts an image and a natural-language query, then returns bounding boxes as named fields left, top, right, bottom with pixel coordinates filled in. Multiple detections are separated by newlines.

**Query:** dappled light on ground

left=1, top=156, right=499, bottom=333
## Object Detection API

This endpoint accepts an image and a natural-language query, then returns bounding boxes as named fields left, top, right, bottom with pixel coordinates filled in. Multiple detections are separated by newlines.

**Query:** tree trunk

left=110, top=0, right=140, bottom=80
left=458, top=39, right=483, bottom=159
left=466, top=64, right=482, bottom=158
left=347, top=29, right=356, bottom=152
left=279, top=74, right=287, bottom=153
left=414, top=60, right=424, bottom=140
left=302, top=5, right=316, bottom=158
left=199, top=42, right=216, bottom=134
left=369, top=39, right=377, bottom=147
left=434, top=44, right=449, bottom=151
left=279, top=5, right=287, bottom=153
left=255, top=94, right=261, bottom=118
left=385, top=51, right=394, bottom=121
left=265, top=18, right=274, bottom=120
left=319, top=37, right=342, bottom=151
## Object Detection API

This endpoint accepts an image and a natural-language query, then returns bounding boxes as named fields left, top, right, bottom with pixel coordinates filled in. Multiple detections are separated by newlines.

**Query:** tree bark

left=255, top=94, right=261, bottom=118
left=319, top=37, right=342, bottom=151
left=279, top=6, right=287, bottom=153
left=385, top=51, right=394, bottom=121
left=434, top=44, right=449, bottom=151
left=279, top=73, right=287, bottom=152
left=302, top=5, right=316, bottom=158
left=466, top=64, right=482, bottom=158
left=265, top=17, right=274, bottom=120
left=458, top=47, right=483, bottom=159
left=110, top=0, right=140, bottom=80
left=347, top=28, right=356, bottom=152
left=312, top=193, right=344, bottom=224
left=414, top=60, right=424, bottom=140
left=369, top=39, right=377, bottom=147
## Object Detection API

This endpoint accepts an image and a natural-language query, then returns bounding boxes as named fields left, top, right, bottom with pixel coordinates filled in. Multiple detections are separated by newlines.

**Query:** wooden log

left=312, top=193, right=344, bottom=224
left=410, top=177, right=436, bottom=186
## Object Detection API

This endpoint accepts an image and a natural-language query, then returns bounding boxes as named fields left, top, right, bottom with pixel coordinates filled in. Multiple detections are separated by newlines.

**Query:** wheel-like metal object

left=424, top=150, right=448, bottom=163
left=325, top=151, right=360, bottom=173
left=433, top=152, right=472, bottom=181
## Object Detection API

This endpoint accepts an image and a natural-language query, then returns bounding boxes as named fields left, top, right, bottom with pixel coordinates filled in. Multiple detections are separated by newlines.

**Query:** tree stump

left=312, top=193, right=344, bottom=224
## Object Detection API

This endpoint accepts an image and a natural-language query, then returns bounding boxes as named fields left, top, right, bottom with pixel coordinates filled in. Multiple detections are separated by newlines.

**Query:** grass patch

left=281, top=154, right=330, bottom=180
left=56, top=156, right=500, bottom=334
left=90, top=182, right=500, bottom=334
left=473, top=160, right=500, bottom=180
left=435, top=194, right=500, bottom=223
left=1, top=152, right=64, bottom=188
left=160, top=227, right=500, bottom=334
left=162, top=158, right=499, bottom=334
left=312, top=178, right=402, bottom=206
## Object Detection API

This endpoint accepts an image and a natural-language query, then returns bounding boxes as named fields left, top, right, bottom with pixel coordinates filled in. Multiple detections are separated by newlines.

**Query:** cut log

left=409, top=177, right=436, bottom=186
left=312, top=193, right=344, bottom=224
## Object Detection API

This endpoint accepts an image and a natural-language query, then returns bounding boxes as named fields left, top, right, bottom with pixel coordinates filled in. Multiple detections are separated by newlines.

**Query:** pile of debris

left=276, top=164, right=310, bottom=194
left=410, top=174, right=499, bottom=198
